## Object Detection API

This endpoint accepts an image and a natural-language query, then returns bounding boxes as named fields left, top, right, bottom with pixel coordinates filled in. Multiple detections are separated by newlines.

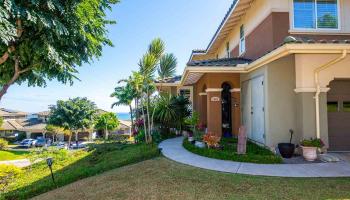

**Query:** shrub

left=135, top=129, right=146, bottom=143
left=193, top=130, right=205, bottom=142
left=0, top=138, right=8, bottom=150
left=0, top=165, right=23, bottom=193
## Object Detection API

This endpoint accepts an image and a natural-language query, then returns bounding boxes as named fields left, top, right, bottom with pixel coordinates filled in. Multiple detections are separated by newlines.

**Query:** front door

left=251, top=76, right=265, bottom=144
left=242, top=76, right=265, bottom=144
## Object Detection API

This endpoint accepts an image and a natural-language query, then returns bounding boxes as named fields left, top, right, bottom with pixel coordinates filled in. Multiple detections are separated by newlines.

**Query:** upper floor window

left=239, top=25, right=245, bottom=55
left=293, top=0, right=339, bottom=30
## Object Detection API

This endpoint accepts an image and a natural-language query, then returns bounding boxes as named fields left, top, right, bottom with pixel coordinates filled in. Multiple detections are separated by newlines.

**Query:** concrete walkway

left=159, top=137, right=350, bottom=177
left=0, top=159, right=31, bottom=168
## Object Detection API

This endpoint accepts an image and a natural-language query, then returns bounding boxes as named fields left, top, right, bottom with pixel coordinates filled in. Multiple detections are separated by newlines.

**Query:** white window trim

left=239, top=25, right=246, bottom=56
left=291, top=0, right=341, bottom=32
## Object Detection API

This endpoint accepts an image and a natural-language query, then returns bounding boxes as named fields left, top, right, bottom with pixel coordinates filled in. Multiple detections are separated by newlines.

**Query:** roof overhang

left=190, top=0, right=254, bottom=61
left=182, top=44, right=350, bottom=85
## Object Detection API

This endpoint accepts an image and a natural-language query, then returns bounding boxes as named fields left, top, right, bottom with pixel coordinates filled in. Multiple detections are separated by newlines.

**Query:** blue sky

left=0, top=0, right=232, bottom=113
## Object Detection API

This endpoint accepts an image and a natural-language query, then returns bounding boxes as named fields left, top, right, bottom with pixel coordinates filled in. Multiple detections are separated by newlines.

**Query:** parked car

left=51, top=142, right=67, bottom=149
left=35, top=137, right=46, bottom=147
left=71, top=141, right=93, bottom=149
left=19, top=139, right=36, bottom=148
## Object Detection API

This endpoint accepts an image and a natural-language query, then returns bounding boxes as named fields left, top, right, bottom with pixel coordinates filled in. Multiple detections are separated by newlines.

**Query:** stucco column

left=26, top=132, right=31, bottom=139
left=206, top=89, right=222, bottom=137
left=231, top=88, right=241, bottom=135
left=295, top=92, right=329, bottom=147
left=198, top=93, right=207, bottom=125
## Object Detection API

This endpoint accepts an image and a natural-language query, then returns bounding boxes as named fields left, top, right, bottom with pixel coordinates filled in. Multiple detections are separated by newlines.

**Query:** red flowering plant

left=203, top=132, right=221, bottom=148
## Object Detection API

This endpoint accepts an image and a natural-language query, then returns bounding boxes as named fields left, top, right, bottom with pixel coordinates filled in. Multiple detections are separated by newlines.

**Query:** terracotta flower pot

left=301, top=146, right=318, bottom=161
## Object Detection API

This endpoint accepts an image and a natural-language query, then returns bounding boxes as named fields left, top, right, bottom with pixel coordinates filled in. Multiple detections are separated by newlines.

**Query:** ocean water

left=117, top=113, right=131, bottom=120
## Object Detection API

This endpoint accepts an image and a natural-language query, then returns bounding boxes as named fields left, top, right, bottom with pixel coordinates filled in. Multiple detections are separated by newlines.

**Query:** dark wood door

left=328, top=80, right=350, bottom=151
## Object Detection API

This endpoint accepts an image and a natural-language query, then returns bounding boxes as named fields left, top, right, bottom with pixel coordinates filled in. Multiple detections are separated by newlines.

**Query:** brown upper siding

left=231, top=12, right=350, bottom=61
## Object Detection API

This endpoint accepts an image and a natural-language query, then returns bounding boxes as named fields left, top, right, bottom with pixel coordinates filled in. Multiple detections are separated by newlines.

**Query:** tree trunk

left=129, top=104, right=134, bottom=131
left=146, top=89, right=152, bottom=143
left=140, top=96, right=148, bottom=143
left=68, top=133, right=72, bottom=149
left=105, top=128, right=109, bottom=140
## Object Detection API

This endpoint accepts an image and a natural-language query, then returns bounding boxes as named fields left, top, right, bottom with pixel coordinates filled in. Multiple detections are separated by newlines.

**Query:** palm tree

left=111, top=84, right=135, bottom=130
left=158, top=53, right=177, bottom=87
left=138, top=38, right=165, bottom=143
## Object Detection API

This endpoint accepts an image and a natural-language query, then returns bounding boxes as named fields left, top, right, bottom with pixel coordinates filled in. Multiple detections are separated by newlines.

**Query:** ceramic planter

left=301, top=146, right=318, bottom=161
left=188, top=136, right=194, bottom=143
left=278, top=143, right=295, bottom=158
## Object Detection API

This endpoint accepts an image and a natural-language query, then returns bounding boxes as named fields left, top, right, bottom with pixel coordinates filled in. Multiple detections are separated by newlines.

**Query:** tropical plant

left=48, top=97, right=97, bottom=147
left=111, top=84, right=135, bottom=128
left=157, top=53, right=177, bottom=91
left=154, top=94, right=191, bottom=134
left=203, top=133, right=221, bottom=148
left=138, top=39, right=165, bottom=143
left=0, top=0, right=119, bottom=101
left=185, top=111, right=200, bottom=133
left=95, top=112, right=119, bottom=140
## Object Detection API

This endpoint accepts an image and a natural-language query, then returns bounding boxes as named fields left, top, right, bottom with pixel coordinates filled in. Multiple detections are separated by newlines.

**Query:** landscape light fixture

left=46, top=157, right=56, bottom=186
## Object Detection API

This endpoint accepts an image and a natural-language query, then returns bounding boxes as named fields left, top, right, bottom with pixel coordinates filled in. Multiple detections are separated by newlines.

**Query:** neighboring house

left=113, top=120, right=132, bottom=136
left=157, top=0, right=350, bottom=151
left=0, top=108, right=28, bottom=119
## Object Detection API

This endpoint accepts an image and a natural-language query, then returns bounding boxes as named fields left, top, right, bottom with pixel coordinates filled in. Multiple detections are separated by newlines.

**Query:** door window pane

left=343, top=102, right=350, bottom=112
left=317, top=0, right=338, bottom=29
left=327, top=101, right=338, bottom=112
left=294, top=0, right=316, bottom=28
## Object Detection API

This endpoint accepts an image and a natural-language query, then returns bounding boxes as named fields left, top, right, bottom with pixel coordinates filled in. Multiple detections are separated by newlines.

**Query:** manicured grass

left=0, top=150, right=29, bottom=161
left=1, top=143, right=160, bottom=200
left=183, top=138, right=283, bottom=164
left=32, top=158, right=350, bottom=200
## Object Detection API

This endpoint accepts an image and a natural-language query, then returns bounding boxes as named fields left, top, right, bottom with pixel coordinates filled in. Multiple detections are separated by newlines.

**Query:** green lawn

left=1, top=143, right=160, bottom=200
left=183, top=138, right=283, bottom=164
left=0, top=150, right=29, bottom=161
left=32, top=158, right=350, bottom=200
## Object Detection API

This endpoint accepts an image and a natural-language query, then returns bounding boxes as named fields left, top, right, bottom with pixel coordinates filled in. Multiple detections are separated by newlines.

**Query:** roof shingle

left=187, top=57, right=251, bottom=67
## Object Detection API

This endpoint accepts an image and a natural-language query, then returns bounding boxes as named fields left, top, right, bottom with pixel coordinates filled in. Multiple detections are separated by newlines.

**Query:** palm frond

left=158, top=53, right=177, bottom=80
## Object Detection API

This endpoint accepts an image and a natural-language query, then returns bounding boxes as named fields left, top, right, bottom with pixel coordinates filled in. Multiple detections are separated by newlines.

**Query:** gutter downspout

left=314, top=50, right=347, bottom=139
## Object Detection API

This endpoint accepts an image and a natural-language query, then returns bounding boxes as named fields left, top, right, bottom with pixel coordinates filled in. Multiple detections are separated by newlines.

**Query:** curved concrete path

left=159, top=137, right=350, bottom=177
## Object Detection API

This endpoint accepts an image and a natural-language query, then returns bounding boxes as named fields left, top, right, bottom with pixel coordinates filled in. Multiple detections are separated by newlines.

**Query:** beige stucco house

left=157, top=0, right=350, bottom=151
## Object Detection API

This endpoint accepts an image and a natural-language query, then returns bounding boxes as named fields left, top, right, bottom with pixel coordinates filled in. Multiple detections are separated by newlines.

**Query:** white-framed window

left=239, top=25, right=245, bottom=56
left=293, top=0, right=340, bottom=30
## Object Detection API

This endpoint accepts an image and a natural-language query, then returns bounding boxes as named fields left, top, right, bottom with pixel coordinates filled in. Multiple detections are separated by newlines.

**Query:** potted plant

left=194, top=131, right=205, bottom=148
left=278, top=129, right=295, bottom=158
left=188, top=130, right=194, bottom=144
left=300, top=138, right=324, bottom=161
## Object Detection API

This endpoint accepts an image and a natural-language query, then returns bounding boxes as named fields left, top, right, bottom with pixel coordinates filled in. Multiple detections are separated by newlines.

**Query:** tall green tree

left=0, top=0, right=119, bottom=100
left=94, top=112, right=119, bottom=140
left=48, top=97, right=97, bottom=147
left=111, top=84, right=135, bottom=129
left=138, top=38, right=165, bottom=143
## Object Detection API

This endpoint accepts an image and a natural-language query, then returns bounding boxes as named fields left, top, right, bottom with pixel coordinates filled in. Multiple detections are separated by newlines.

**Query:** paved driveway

left=0, top=159, right=31, bottom=168
left=159, top=137, right=350, bottom=177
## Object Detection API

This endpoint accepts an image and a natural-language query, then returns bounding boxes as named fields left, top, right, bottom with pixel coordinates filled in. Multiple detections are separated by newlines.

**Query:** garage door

left=328, top=80, right=350, bottom=151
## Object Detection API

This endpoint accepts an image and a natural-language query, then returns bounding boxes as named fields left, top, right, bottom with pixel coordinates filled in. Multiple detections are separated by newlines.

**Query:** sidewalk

left=159, top=137, right=350, bottom=177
